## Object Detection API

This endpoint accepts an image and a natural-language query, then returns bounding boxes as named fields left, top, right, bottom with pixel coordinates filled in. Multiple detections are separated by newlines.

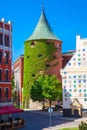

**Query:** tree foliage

left=30, top=75, right=62, bottom=108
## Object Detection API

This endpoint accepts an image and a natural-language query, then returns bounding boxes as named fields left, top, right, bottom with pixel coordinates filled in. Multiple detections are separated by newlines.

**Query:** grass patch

left=59, top=128, right=78, bottom=130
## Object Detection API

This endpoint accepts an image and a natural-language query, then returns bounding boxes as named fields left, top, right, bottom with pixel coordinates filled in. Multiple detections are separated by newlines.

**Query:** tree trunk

left=49, top=100, right=51, bottom=108
left=42, top=100, right=45, bottom=110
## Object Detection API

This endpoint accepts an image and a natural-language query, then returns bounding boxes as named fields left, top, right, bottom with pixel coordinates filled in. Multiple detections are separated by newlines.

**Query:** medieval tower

left=23, top=8, right=62, bottom=108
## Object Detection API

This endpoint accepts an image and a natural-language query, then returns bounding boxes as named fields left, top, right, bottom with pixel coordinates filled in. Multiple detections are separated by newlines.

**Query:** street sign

left=48, top=107, right=53, bottom=113
left=48, top=107, right=53, bottom=127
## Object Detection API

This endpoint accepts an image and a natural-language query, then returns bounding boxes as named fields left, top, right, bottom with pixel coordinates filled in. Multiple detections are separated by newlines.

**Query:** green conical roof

left=26, top=8, right=61, bottom=41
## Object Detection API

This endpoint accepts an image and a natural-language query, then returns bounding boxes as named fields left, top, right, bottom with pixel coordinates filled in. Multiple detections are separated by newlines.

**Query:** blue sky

left=1, top=0, right=87, bottom=62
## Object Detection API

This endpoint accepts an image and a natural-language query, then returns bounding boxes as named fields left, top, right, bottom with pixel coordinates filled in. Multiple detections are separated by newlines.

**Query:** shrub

left=79, top=121, right=87, bottom=130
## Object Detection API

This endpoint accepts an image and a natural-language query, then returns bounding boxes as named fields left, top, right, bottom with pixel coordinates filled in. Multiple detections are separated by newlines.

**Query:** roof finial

left=42, top=0, right=44, bottom=11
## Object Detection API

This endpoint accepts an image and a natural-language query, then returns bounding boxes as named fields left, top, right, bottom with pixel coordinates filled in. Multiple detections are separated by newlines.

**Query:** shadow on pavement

left=18, top=110, right=76, bottom=130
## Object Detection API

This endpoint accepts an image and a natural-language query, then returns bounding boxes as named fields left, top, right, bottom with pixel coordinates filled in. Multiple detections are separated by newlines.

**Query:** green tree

left=30, top=77, right=45, bottom=110
left=30, top=75, right=62, bottom=108
left=11, top=76, right=18, bottom=106
left=42, top=75, right=62, bottom=107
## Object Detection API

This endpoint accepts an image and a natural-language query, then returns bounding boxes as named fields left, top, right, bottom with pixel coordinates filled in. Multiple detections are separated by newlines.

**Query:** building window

left=83, top=75, right=86, bottom=78
left=83, top=53, right=85, bottom=56
left=78, top=49, right=80, bottom=52
left=5, top=70, right=9, bottom=81
left=74, top=85, right=76, bottom=88
left=83, top=58, right=85, bottom=60
left=74, top=80, right=76, bottom=83
left=0, top=52, right=2, bottom=63
left=69, top=76, right=71, bottom=79
left=69, top=94, right=72, bottom=97
left=79, top=89, right=81, bottom=92
left=0, top=70, right=2, bottom=81
left=0, top=33, right=3, bottom=45
left=73, top=58, right=76, bottom=61
left=5, top=52, right=9, bottom=64
left=74, top=89, right=77, bottom=92
left=78, top=58, right=81, bottom=61
left=27, top=55, right=30, bottom=59
left=0, top=88, right=2, bottom=100
left=4, top=88, right=9, bottom=98
left=83, top=80, right=86, bottom=83
left=78, top=80, right=81, bottom=83
left=32, top=74, right=35, bottom=77
left=69, top=89, right=72, bottom=92
left=79, top=85, right=81, bottom=88
left=84, top=89, right=86, bottom=92
left=78, top=62, right=81, bottom=66
left=31, top=41, right=35, bottom=46
left=5, top=35, right=9, bottom=47
left=83, top=49, right=85, bottom=51
left=64, top=89, right=67, bottom=92
left=84, top=85, right=86, bottom=88
left=64, top=72, right=67, bottom=75
left=65, top=94, right=67, bottom=97
left=46, top=63, right=50, bottom=67
left=38, top=54, right=43, bottom=58
left=84, top=98, right=87, bottom=101
left=68, top=63, right=71, bottom=66
left=78, top=54, right=80, bottom=56
left=73, top=75, right=76, bottom=78
left=78, top=75, right=81, bottom=78
left=46, top=41, right=50, bottom=45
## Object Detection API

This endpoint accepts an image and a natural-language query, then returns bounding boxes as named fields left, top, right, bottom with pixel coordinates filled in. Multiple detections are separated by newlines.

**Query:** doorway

left=74, top=109, right=79, bottom=117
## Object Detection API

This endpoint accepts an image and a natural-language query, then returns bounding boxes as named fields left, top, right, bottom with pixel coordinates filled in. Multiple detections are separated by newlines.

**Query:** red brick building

left=13, top=55, right=24, bottom=107
left=0, top=18, right=12, bottom=106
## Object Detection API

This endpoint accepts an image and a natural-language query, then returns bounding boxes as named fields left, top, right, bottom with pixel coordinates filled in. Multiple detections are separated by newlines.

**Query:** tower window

left=31, top=41, right=35, bottom=46
left=46, top=63, right=50, bottom=67
left=27, top=56, right=30, bottom=59
left=32, top=74, right=35, bottom=77
left=0, top=33, right=3, bottom=45
left=53, top=55, right=56, bottom=58
left=38, top=54, right=42, bottom=58
left=46, top=41, right=50, bottom=45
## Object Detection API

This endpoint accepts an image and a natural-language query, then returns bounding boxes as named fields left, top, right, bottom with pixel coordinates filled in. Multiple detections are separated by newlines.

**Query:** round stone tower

left=23, top=8, right=62, bottom=108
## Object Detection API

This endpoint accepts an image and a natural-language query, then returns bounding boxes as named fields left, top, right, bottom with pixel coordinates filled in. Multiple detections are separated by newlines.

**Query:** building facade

left=61, top=35, right=87, bottom=117
left=13, top=55, right=24, bottom=107
left=0, top=18, right=12, bottom=106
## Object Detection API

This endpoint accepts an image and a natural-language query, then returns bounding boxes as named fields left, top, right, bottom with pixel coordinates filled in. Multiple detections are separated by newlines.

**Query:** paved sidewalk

left=34, top=110, right=87, bottom=130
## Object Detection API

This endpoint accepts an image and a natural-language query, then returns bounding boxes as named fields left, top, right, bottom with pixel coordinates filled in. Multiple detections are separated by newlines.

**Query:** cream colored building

left=61, top=35, right=87, bottom=117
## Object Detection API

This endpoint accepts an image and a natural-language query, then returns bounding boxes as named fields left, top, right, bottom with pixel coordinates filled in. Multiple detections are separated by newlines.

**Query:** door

left=74, top=109, right=79, bottom=117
